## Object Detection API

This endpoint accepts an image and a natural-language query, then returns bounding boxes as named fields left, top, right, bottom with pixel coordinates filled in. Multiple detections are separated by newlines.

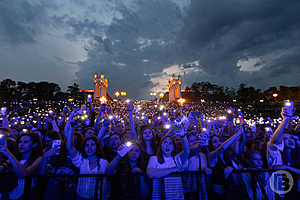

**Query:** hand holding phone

left=87, top=95, right=92, bottom=102
left=1, top=107, right=7, bottom=116
left=117, top=142, right=134, bottom=157
left=0, top=134, right=6, bottom=146
left=284, top=100, right=294, bottom=117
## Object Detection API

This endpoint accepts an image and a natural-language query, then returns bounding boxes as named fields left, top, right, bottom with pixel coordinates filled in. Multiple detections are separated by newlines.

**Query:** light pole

left=115, top=91, right=120, bottom=99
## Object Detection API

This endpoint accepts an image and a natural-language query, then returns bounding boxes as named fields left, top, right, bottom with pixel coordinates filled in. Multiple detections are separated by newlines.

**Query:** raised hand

left=131, top=167, right=144, bottom=174
left=100, top=104, right=107, bottom=112
left=117, top=142, right=134, bottom=157
left=126, top=102, right=134, bottom=112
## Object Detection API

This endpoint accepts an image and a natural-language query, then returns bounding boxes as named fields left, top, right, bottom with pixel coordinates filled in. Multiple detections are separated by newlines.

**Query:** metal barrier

left=0, top=173, right=105, bottom=200
left=0, top=169, right=298, bottom=200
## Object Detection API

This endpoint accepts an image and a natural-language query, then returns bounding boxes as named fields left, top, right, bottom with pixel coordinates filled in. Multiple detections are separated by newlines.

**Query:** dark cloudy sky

left=1, top=0, right=300, bottom=98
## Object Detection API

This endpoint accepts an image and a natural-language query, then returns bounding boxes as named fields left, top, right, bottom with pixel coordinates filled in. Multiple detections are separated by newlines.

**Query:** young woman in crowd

left=147, top=126, right=190, bottom=200
left=184, top=131, right=211, bottom=200
left=66, top=109, right=109, bottom=200
left=107, top=141, right=150, bottom=200
left=0, top=132, right=43, bottom=199
left=139, top=125, right=156, bottom=158
left=38, top=131, right=79, bottom=200
left=242, top=151, right=275, bottom=200
left=207, top=127, right=244, bottom=200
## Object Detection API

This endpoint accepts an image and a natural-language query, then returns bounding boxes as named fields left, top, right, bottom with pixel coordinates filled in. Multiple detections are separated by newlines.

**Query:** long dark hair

left=140, top=125, right=156, bottom=154
left=156, top=135, right=176, bottom=164
left=16, top=133, right=43, bottom=167
left=125, top=142, right=145, bottom=170
left=81, top=135, right=104, bottom=158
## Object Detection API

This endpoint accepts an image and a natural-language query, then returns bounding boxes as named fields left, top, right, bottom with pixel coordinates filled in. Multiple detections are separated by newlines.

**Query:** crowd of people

left=0, top=97, right=299, bottom=200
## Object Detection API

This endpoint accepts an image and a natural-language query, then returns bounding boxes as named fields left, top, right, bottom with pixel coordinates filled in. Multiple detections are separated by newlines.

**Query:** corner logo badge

left=269, top=170, right=294, bottom=194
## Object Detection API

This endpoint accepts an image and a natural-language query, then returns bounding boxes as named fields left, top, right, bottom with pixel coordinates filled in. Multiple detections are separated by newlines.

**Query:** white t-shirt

left=147, top=154, right=187, bottom=169
left=147, top=155, right=187, bottom=200
left=71, top=152, right=108, bottom=199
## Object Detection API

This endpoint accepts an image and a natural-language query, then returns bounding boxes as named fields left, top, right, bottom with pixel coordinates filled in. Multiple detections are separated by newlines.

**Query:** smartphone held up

left=284, top=100, right=294, bottom=116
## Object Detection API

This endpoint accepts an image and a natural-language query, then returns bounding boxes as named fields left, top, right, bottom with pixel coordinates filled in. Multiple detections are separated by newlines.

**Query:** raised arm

left=1, top=115, right=9, bottom=129
left=97, top=119, right=109, bottom=141
left=0, top=144, right=42, bottom=177
left=147, top=166, right=179, bottom=179
left=94, top=104, right=106, bottom=132
left=208, top=127, right=243, bottom=167
left=127, top=103, right=137, bottom=140
left=65, top=110, right=79, bottom=158
left=270, top=107, right=291, bottom=148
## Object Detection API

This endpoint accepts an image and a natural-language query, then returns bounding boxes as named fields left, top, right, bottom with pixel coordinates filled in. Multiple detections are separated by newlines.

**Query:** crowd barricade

left=0, top=173, right=105, bottom=200
left=0, top=169, right=293, bottom=200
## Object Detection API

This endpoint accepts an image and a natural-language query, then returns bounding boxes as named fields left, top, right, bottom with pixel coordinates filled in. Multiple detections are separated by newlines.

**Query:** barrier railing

left=0, top=169, right=297, bottom=200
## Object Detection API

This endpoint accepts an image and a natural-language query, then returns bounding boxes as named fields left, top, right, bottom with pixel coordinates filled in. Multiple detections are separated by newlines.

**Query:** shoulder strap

left=173, top=156, right=179, bottom=168
left=198, top=153, right=202, bottom=170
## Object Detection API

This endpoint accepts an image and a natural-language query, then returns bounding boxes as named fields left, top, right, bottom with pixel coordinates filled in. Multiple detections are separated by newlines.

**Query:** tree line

left=0, top=79, right=83, bottom=101
left=0, top=78, right=299, bottom=103
left=185, top=82, right=300, bottom=103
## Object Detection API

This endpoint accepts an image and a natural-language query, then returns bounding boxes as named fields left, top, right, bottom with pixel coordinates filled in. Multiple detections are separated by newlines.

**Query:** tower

left=94, top=73, right=108, bottom=100
left=168, top=74, right=182, bottom=103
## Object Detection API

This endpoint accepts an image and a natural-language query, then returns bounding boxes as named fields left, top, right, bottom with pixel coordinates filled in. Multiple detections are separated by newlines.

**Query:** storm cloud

left=0, top=0, right=299, bottom=98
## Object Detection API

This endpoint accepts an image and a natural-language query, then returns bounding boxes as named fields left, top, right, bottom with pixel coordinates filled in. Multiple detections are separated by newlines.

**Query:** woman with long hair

left=107, top=142, right=150, bottom=200
left=66, top=109, right=109, bottom=200
left=0, top=132, right=43, bottom=199
left=147, top=130, right=190, bottom=200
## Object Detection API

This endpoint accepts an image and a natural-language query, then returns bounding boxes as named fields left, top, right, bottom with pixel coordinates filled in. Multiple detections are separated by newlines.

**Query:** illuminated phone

left=125, top=141, right=132, bottom=147
left=164, top=124, right=171, bottom=129
left=0, top=107, right=7, bottom=116
left=284, top=100, right=294, bottom=116
left=0, top=134, right=6, bottom=145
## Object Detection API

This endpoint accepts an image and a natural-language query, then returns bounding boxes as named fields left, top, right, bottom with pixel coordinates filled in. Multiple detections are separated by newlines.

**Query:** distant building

left=168, top=75, right=182, bottom=103
left=94, top=73, right=108, bottom=100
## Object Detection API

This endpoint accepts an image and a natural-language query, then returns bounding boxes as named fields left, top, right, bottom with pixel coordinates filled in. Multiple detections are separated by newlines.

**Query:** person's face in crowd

left=161, top=137, right=174, bottom=156
left=188, top=134, right=199, bottom=147
left=81, top=104, right=87, bottom=111
left=211, top=136, right=222, bottom=150
left=113, top=123, right=124, bottom=133
left=283, top=133, right=296, bottom=149
left=85, top=139, right=97, bottom=157
left=265, top=128, right=273, bottom=140
left=246, top=131, right=254, bottom=142
left=128, top=144, right=141, bottom=162
left=10, top=129, right=18, bottom=138
left=18, top=135, right=35, bottom=154
left=249, top=152, right=263, bottom=168
left=109, top=134, right=121, bottom=150
left=84, top=129, right=94, bottom=138
left=125, top=130, right=134, bottom=140
left=143, top=128, right=153, bottom=141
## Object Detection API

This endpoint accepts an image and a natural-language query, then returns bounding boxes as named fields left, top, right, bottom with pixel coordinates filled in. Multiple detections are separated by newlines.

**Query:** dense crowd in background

left=0, top=96, right=299, bottom=200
